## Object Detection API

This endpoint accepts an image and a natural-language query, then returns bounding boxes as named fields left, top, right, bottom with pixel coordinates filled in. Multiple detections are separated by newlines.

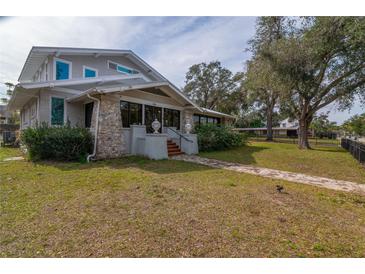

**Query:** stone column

left=182, top=109, right=194, bottom=133
left=95, top=95, right=126, bottom=159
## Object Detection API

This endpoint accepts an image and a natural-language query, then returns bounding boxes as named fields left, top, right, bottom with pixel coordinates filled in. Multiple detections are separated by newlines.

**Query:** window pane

left=51, top=97, right=64, bottom=125
left=208, top=117, right=214, bottom=124
left=85, top=102, right=94, bottom=128
left=109, top=62, right=117, bottom=70
left=193, top=115, right=200, bottom=127
left=201, top=116, right=208, bottom=124
left=129, top=103, right=142, bottom=125
left=120, top=101, right=129, bottom=127
left=85, top=68, right=96, bottom=78
left=56, top=61, right=69, bottom=80
left=163, top=109, right=180, bottom=129
left=117, top=65, right=133, bottom=74
left=173, top=110, right=180, bottom=129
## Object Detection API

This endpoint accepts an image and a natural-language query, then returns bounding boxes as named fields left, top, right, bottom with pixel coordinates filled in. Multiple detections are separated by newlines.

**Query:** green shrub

left=194, top=124, right=247, bottom=152
left=21, top=123, right=93, bottom=161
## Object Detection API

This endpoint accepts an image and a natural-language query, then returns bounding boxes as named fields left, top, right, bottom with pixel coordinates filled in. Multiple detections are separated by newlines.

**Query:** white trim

left=49, top=96, right=66, bottom=126
left=36, top=92, right=40, bottom=123
left=20, top=74, right=142, bottom=90
left=50, top=87, right=81, bottom=95
left=107, top=60, right=139, bottom=75
left=53, top=57, right=72, bottom=81
left=82, top=65, right=98, bottom=78
left=142, top=104, right=145, bottom=125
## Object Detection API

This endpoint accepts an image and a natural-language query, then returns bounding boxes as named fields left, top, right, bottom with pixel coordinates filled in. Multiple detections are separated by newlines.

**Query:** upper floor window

left=108, top=60, right=139, bottom=75
left=83, top=66, right=98, bottom=78
left=54, top=58, right=72, bottom=80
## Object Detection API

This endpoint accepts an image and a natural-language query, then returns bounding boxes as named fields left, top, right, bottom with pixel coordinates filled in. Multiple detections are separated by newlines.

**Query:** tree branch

left=313, top=78, right=365, bottom=113
left=321, top=62, right=365, bottom=96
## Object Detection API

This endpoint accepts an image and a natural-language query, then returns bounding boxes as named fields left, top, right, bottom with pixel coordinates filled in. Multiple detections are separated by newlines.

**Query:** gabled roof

left=12, top=46, right=236, bottom=119
left=18, top=46, right=167, bottom=83
left=66, top=81, right=203, bottom=111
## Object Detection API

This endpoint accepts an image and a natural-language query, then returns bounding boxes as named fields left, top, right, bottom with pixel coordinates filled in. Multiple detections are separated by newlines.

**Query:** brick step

left=167, top=140, right=184, bottom=157
left=168, top=151, right=184, bottom=156
left=168, top=148, right=181, bottom=153
left=167, top=144, right=179, bottom=149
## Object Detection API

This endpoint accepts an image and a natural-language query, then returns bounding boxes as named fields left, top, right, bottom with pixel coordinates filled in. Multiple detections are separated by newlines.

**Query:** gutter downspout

left=86, top=92, right=101, bottom=162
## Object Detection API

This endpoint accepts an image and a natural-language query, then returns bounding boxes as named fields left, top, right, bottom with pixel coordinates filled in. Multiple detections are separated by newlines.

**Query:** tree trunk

left=298, top=117, right=311, bottom=149
left=266, top=109, right=274, bottom=141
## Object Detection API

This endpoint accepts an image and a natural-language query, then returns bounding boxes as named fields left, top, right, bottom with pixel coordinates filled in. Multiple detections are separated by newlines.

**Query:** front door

left=145, top=105, right=162, bottom=133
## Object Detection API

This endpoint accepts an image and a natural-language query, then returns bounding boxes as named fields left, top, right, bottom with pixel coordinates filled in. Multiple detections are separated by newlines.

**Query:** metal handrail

left=166, top=127, right=193, bottom=148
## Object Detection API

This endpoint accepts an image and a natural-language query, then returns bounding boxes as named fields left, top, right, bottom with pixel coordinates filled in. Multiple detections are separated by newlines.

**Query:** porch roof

left=67, top=81, right=203, bottom=111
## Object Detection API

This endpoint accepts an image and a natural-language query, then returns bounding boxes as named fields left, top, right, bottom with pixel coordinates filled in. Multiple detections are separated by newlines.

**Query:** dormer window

left=54, top=58, right=72, bottom=80
left=83, top=66, right=98, bottom=78
left=107, top=60, right=139, bottom=75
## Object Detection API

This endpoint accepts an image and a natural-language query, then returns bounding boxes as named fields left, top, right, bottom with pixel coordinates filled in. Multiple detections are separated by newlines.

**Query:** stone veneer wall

left=95, top=95, right=126, bottom=159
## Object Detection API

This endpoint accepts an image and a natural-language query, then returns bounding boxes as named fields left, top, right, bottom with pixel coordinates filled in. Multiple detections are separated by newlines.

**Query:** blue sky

left=0, top=16, right=362, bottom=123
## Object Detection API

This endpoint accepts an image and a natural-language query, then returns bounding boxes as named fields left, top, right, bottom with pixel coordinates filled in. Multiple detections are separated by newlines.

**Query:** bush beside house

left=195, top=124, right=247, bottom=152
left=21, top=123, right=92, bottom=161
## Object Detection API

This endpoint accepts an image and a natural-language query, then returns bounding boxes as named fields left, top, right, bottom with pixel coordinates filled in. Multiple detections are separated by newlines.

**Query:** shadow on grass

left=35, top=155, right=215, bottom=175
left=35, top=143, right=266, bottom=174
left=199, top=144, right=268, bottom=165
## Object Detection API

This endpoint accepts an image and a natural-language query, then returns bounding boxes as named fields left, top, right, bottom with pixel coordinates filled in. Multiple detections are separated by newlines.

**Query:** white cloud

left=0, top=16, right=362, bottom=123
left=143, top=17, right=255, bottom=86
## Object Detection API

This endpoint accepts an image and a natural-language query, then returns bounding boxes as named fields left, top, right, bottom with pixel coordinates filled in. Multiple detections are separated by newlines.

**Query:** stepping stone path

left=171, top=154, right=365, bottom=195
left=2, top=156, right=24, bottom=161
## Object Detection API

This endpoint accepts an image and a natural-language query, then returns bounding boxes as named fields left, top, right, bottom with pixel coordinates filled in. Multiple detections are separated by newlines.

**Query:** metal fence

left=341, top=138, right=365, bottom=163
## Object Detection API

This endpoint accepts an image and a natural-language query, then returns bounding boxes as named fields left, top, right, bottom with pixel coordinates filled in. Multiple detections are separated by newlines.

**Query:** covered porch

left=67, top=82, right=201, bottom=160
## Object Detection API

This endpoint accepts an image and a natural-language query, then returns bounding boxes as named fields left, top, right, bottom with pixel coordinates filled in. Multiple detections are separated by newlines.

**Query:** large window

left=145, top=105, right=162, bottom=133
left=120, top=101, right=142, bottom=127
left=54, top=58, right=71, bottom=80
left=51, top=97, right=65, bottom=126
left=193, top=114, right=220, bottom=127
left=108, top=60, right=139, bottom=75
left=83, top=66, right=97, bottom=78
left=164, top=108, right=180, bottom=130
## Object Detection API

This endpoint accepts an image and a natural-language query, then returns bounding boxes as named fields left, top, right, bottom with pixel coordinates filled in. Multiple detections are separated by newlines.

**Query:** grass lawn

left=200, top=141, right=365, bottom=184
left=0, top=147, right=22, bottom=161
left=1, top=148, right=365, bottom=257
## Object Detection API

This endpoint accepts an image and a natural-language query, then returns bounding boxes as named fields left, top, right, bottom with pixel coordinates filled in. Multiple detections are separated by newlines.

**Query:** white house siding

left=21, top=97, right=38, bottom=129
left=38, top=89, right=83, bottom=127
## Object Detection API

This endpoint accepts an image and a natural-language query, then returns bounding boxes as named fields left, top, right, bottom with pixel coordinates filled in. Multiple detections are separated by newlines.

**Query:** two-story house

left=8, top=46, right=234, bottom=159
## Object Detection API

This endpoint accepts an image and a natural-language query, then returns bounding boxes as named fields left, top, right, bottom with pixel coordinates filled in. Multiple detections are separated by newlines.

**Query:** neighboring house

left=0, top=105, right=11, bottom=124
left=8, top=46, right=234, bottom=159
left=234, top=118, right=313, bottom=137
left=0, top=105, right=19, bottom=145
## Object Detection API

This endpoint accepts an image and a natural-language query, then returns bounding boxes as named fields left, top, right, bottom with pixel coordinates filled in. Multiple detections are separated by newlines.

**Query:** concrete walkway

left=171, top=154, right=365, bottom=195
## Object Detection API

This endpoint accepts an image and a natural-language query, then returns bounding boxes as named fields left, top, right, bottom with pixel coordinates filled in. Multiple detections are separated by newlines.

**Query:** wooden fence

left=341, top=138, right=365, bottom=163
